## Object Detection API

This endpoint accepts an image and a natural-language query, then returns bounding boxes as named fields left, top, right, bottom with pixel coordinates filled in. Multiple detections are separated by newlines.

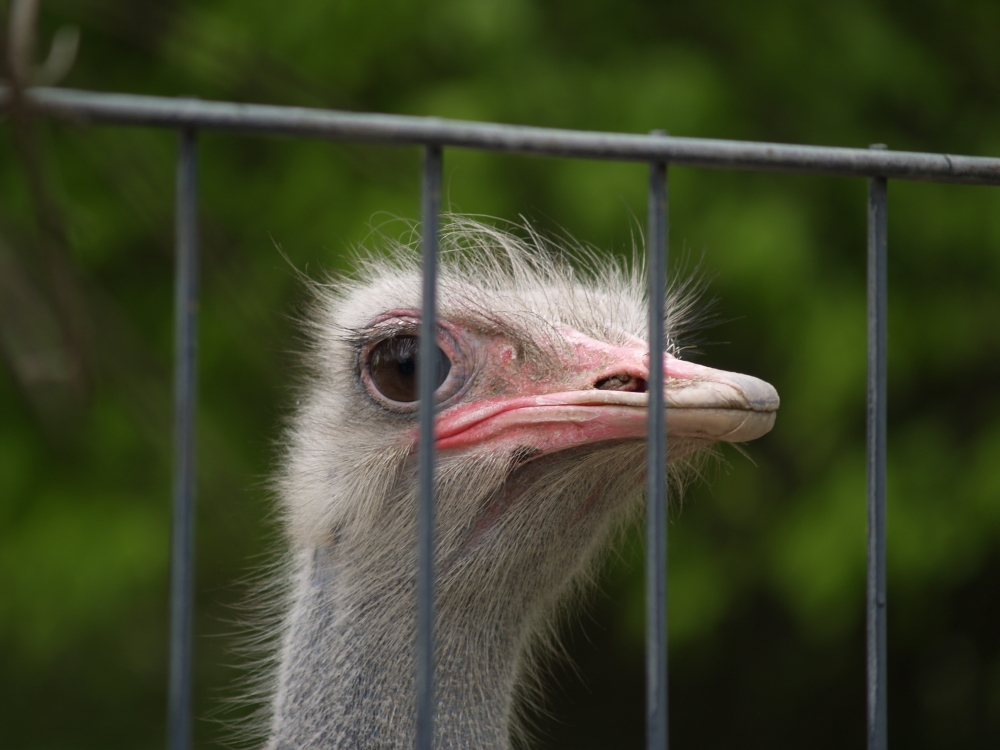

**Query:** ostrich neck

left=267, top=545, right=524, bottom=750
left=266, top=444, right=647, bottom=749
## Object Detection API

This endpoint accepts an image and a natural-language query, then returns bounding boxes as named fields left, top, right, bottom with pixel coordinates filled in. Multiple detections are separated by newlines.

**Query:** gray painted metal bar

left=646, top=157, right=669, bottom=750
left=3, top=86, right=1000, bottom=185
left=866, top=145, right=889, bottom=750
left=416, top=145, right=443, bottom=750
left=167, top=127, right=199, bottom=750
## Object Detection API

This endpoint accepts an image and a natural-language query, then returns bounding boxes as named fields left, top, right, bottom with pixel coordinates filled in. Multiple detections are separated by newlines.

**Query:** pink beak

left=433, top=332, right=779, bottom=458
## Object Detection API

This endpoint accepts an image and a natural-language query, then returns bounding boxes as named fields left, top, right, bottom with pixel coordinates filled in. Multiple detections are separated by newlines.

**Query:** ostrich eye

left=368, top=335, right=452, bottom=403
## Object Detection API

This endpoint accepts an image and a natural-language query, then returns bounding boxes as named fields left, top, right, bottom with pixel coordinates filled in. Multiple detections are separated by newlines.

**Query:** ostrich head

left=263, top=218, right=778, bottom=749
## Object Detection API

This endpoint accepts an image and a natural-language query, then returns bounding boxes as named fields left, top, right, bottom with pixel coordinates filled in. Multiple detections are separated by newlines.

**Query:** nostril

left=593, top=373, right=649, bottom=393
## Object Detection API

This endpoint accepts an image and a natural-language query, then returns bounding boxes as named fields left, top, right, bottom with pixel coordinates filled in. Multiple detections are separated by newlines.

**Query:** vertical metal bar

left=866, top=143, right=888, bottom=750
left=416, top=144, right=442, bottom=750
left=167, top=127, right=199, bottom=750
left=646, top=152, right=669, bottom=750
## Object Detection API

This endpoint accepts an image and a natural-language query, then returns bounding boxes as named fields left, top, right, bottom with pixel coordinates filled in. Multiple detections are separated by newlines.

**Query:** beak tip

left=727, top=410, right=778, bottom=442
left=737, top=375, right=780, bottom=412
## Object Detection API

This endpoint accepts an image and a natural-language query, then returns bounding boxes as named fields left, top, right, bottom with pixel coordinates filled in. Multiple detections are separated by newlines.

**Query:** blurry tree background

left=2, top=0, right=1000, bottom=748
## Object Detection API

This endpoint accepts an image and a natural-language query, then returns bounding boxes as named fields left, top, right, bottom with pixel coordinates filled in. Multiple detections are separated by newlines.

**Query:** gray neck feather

left=266, top=444, right=648, bottom=749
left=267, top=545, right=520, bottom=749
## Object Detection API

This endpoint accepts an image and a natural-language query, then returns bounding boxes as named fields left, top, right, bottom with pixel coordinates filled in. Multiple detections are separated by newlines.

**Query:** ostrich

left=260, top=218, right=778, bottom=749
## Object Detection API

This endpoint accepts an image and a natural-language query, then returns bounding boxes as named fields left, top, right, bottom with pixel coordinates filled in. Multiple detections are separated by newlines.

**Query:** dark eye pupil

left=368, top=335, right=452, bottom=403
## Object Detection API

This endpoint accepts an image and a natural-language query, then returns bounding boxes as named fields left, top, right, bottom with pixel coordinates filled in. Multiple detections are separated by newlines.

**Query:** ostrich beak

left=434, top=333, right=779, bottom=457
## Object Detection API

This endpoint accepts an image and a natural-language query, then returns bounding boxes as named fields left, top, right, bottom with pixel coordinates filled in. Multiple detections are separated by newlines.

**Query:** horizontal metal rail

left=2, top=86, right=1000, bottom=184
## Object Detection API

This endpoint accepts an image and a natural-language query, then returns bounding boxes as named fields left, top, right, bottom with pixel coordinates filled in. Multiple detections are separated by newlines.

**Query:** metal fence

left=3, top=81, right=1000, bottom=750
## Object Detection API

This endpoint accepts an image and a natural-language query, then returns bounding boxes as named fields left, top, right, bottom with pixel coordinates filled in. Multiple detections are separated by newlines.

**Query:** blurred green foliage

left=2, top=0, right=999, bottom=748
